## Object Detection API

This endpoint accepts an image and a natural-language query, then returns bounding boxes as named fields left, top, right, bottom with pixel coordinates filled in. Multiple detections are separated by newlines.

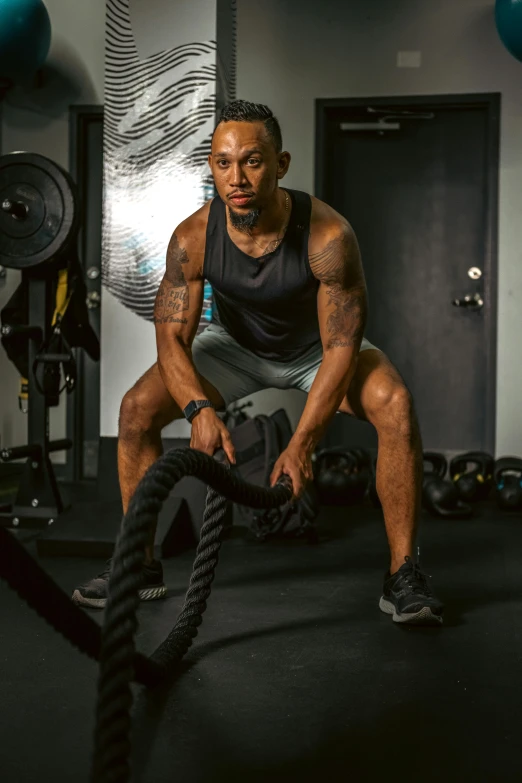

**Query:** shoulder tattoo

left=310, top=229, right=368, bottom=349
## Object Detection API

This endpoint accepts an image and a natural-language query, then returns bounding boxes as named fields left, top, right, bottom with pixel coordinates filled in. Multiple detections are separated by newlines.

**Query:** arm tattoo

left=153, top=234, right=190, bottom=325
left=165, top=233, right=190, bottom=286
left=153, top=278, right=189, bottom=324
left=310, top=229, right=368, bottom=349
left=324, top=283, right=366, bottom=348
left=309, top=231, right=352, bottom=287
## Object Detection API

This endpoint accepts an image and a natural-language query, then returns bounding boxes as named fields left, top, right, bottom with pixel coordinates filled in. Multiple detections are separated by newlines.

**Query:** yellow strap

left=18, top=377, right=29, bottom=411
left=19, top=377, right=28, bottom=399
left=52, top=268, right=72, bottom=326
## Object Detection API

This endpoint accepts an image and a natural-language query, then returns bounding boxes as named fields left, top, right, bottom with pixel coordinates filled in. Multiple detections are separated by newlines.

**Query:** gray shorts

left=192, top=323, right=378, bottom=408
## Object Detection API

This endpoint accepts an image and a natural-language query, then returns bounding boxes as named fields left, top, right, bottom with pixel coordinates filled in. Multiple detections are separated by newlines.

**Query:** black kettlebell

left=449, top=451, right=494, bottom=502
left=313, top=449, right=364, bottom=506
left=422, top=451, right=472, bottom=519
left=349, top=447, right=371, bottom=471
left=494, top=457, right=522, bottom=510
left=346, top=447, right=371, bottom=503
left=368, top=454, right=381, bottom=509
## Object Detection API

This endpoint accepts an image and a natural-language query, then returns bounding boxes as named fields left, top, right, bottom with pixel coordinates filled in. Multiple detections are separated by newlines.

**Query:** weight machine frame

left=0, top=266, right=72, bottom=528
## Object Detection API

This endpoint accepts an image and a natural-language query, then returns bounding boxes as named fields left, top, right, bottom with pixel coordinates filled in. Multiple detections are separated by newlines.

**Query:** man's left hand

left=270, top=445, right=314, bottom=499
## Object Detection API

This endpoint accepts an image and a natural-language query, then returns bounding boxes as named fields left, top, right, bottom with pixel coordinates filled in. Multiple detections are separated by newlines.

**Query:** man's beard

left=228, top=205, right=261, bottom=231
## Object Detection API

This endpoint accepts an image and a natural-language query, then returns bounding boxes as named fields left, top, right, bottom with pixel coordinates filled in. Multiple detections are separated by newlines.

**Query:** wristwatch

left=183, top=399, right=214, bottom=423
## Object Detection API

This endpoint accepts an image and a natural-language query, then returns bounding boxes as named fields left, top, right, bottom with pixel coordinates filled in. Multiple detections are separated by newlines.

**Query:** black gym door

left=316, top=94, right=499, bottom=453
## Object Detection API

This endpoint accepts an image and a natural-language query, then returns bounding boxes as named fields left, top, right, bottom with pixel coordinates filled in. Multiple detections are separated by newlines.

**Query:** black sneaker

left=71, top=559, right=167, bottom=609
left=379, top=557, right=443, bottom=626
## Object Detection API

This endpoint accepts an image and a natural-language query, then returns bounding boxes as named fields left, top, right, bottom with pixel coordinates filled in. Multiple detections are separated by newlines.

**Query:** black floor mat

left=1, top=502, right=521, bottom=783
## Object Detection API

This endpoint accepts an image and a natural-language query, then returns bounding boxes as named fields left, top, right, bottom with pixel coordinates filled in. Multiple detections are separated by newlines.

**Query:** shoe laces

left=400, top=557, right=433, bottom=597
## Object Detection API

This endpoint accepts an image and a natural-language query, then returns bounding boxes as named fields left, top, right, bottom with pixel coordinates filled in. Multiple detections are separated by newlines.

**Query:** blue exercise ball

left=496, top=0, right=522, bottom=62
left=0, top=0, right=52, bottom=82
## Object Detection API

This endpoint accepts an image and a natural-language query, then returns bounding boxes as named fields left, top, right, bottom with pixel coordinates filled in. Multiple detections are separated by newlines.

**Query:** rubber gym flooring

left=1, top=500, right=522, bottom=783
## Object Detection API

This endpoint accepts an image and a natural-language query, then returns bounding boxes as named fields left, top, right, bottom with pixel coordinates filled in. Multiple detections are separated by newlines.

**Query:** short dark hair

left=217, top=100, right=283, bottom=153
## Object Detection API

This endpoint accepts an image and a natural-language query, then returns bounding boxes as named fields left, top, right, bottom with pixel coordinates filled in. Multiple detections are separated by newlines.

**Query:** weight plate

left=0, top=152, right=78, bottom=269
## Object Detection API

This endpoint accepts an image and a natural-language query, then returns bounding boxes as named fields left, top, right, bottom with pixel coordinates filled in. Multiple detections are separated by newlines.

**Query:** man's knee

left=366, top=378, right=414, bottom=432
left=119, top=386, right=162, bottom=439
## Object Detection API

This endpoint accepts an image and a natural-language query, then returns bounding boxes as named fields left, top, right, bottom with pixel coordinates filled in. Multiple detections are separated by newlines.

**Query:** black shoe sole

left=379, top=596, right=443, bottom=626
left=71, top=585, right=167, bottom=610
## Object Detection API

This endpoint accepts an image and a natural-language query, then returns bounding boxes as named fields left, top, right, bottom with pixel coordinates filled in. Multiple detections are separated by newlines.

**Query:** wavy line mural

left=104, top=0, right=237, bottom=331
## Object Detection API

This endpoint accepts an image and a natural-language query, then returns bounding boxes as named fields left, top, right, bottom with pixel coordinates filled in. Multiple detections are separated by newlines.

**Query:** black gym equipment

left=348, top=447, right=372, bottom=503
left=350, top=447, right=372, bottom=474
left=0, top=151, right=99, bottom=528
left=422, top=452, right=473, bottom=519
left=250, top=482, right=319, bottom=543
left=368, top=454, right=381, bottom=509
left=494, top=457, right=522, bottom=510
left=0, top=152, right=78, bottom=268
left=449, top=451, right=494, bottom=502
left=225, top=407, right=319, bottom=541
left=0, top=447, right=293, bottom=783
left=313, top=448, right=369, bottom=506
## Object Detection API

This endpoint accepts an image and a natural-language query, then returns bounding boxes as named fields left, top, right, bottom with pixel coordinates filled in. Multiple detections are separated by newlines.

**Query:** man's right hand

left=190, top=408, right=236, bottom=464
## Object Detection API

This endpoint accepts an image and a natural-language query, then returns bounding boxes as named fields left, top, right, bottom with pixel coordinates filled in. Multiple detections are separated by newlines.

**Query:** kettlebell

left=422, top=452, right=472, bottom=519
left=346, top=447, right=371, bottom=503
left=313, top=449, right=366, bottom=506
left=494, top=457, right=522, bottom=510
left=367, top=454, right=381, bottom=509
left=349, top=447, right=372, bottom=471
left=449, top=451, right=494, bottom=502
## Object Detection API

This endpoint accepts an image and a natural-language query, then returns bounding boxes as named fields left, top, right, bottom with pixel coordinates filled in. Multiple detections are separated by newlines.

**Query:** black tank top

left=203, top=188, right=320, bottom=362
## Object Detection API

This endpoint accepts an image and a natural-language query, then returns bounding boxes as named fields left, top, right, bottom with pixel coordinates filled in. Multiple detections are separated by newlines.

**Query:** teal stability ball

left=496, top=0, right=522, bottom=62
left=0, top=0, right=52, bottom=81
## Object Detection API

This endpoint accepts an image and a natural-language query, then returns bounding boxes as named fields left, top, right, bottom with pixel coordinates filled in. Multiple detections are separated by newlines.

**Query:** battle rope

left=91, top=446, right=292, bottom=783
left=0, top=525, right=160, bottom=684
left=0, top=447, right=292, bottom=783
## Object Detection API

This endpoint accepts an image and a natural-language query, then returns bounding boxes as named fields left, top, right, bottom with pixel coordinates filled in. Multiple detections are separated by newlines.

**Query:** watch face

left=185, top=400, right=211, bottom=422
left=184, top=401, right=197, bottom=421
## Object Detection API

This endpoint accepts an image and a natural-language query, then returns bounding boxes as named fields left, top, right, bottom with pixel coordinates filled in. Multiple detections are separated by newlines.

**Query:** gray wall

left=0, top=0, right=105, bottom=457
left=235, top=0, right=522, bottom=455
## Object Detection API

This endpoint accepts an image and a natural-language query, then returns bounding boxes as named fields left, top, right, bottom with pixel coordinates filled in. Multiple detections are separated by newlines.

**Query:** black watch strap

left=183, top=399, right=214, bottom=423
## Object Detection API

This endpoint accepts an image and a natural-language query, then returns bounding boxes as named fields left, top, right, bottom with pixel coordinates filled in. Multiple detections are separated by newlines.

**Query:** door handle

left=452, top=293, right=484, bottom=310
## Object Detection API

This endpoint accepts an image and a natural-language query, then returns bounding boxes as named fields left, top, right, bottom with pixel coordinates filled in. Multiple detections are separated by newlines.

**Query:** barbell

left=0, top=152, right=78, bottom=269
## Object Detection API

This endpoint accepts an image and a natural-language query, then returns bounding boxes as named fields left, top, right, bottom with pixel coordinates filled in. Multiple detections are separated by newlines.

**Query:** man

left=73, top=100, right=443, bottom=625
